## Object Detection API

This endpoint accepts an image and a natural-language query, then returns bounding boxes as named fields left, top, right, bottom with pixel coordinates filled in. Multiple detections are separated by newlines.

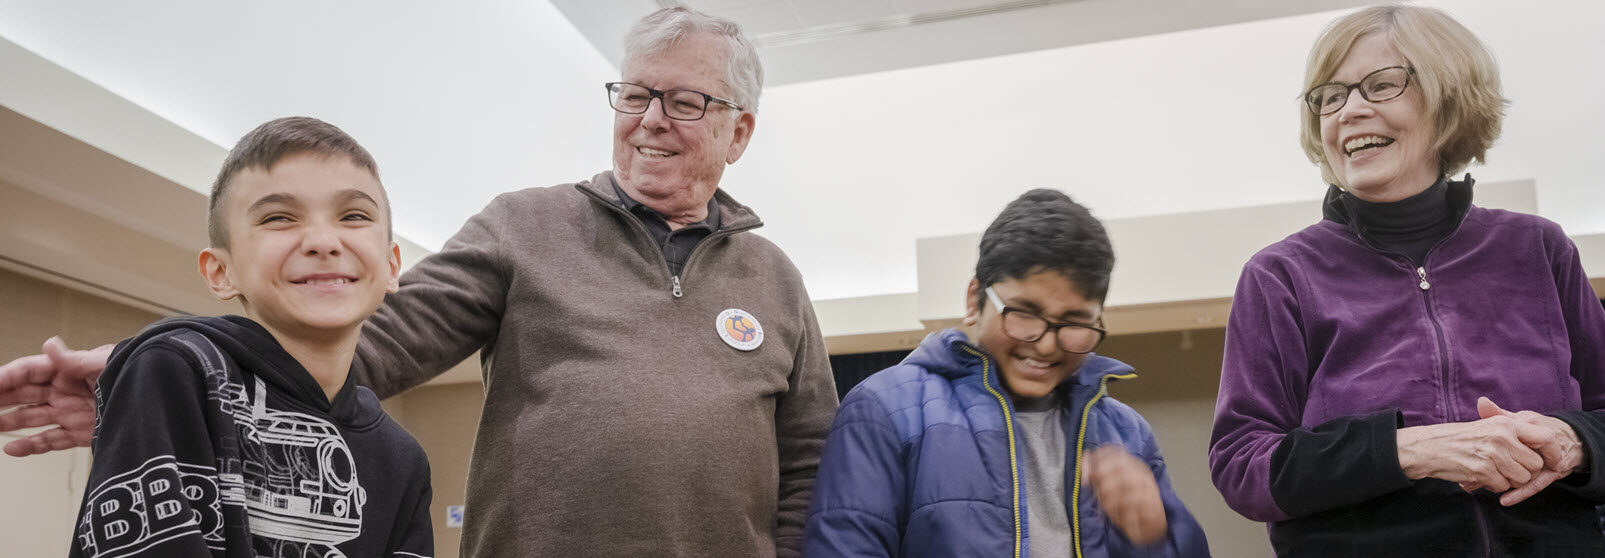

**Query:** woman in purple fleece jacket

left=1208, top=5, right=1605, bottom=557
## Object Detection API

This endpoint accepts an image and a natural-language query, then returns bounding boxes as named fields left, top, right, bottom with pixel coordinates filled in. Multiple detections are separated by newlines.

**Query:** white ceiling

left=0, top=0, right=619, bottom=257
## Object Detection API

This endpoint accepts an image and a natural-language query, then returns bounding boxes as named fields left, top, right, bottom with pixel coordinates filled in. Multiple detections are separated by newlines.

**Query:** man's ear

left=962, top=278, right=982, bottom=326
left=385, top=241, right=402, bottom=294
left=724, top=111, right=757, bottom=164
left=198, top=248, right=241, bottom=301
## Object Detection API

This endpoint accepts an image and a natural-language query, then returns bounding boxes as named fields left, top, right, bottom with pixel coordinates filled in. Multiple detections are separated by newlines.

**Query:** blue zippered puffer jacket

left=804, top=328, right=1210, bottom=558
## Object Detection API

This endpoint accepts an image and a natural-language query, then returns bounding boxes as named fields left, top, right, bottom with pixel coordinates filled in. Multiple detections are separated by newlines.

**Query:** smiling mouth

left=1344, top=135, right=1395, bottom=156
left=637, top=146, right=678, bottom=158
left=292, top=277, right=357, bottom=286
left=1016, top=355, right=1060, bottom=371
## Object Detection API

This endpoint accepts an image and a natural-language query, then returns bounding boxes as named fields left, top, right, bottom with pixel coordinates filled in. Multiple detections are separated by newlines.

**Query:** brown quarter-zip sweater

left=352, top=171, right=838, bottom=557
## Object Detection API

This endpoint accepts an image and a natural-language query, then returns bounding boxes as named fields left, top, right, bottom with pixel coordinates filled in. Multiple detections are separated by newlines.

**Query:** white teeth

left=1344, top=135, right=1393, bottom=154
left=302, top=278, right=351, bottom=286
left=1021, top=357, right=1054, bottom=368
left=637, top=146, right=675, bottom=157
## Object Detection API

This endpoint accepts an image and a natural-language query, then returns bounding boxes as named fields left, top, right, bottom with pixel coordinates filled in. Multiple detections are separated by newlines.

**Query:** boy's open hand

left=1083, top=445, right=1167, bottom=546
left=0, top=337, right=110, bottom=456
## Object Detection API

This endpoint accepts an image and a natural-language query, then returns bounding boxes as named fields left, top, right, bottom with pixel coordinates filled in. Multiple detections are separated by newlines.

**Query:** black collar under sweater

left=1322, top=175, right=1474, bottom=266
left=611, top=181, right=720, bottom=276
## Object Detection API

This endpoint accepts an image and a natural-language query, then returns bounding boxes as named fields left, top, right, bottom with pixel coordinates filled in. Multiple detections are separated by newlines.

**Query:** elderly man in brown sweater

left=0, top=6, right=837, bottom=558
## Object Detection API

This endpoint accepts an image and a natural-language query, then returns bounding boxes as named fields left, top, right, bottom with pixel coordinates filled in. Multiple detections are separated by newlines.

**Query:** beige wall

left=392, top=383, right=484, bottom=558
left=0, top=267, right=161, bottom=557
left=1099, top=328, right=1269, bottom=558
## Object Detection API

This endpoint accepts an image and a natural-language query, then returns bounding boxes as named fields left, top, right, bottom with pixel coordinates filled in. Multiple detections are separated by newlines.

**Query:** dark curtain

left=829, top=350, right=913, bottom=401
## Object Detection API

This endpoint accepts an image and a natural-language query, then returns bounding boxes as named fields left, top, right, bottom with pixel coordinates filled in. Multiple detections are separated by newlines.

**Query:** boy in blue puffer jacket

left=804, top=189, right=1210, bottom=558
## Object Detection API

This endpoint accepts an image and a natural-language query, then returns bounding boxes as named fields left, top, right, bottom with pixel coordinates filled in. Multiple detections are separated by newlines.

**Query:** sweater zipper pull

left=1417, top=267, right=1431, bottom=291
left=672, top=275, right=683, bottom=298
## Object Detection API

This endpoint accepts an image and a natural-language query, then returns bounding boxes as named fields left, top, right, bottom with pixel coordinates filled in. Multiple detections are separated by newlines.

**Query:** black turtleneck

left=1323, top=178, right=1464, bottom=267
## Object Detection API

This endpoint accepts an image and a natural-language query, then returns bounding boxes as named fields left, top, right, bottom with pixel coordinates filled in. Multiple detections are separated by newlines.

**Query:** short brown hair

left=207, top=117, right=385, bottom=248
left=1299, top=5, right=1507, bottom=186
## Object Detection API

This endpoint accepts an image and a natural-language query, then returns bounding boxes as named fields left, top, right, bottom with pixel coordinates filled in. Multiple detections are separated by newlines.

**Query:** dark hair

left=207, top=116, right=384, bottom=248
left=975, top=188, right=1114, bottom=302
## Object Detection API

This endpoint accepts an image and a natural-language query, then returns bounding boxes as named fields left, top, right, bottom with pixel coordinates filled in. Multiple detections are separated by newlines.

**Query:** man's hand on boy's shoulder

left=0, top=337, right=109, bottom=456
left=1083, top=444, right=1168, bottom=547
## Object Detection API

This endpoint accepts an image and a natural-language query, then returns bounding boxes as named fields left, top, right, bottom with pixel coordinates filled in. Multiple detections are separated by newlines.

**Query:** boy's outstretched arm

left=0, top=337, right=110, bottom=456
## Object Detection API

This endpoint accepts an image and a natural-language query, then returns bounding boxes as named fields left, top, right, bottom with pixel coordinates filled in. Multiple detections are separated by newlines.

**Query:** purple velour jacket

left=1209, top=184, right=1605, bottom=530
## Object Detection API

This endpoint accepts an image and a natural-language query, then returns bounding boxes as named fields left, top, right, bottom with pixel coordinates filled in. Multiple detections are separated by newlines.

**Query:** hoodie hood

left=902, top=328, right=1135, bottom=396
left=105, top=314, right=378, bottom=427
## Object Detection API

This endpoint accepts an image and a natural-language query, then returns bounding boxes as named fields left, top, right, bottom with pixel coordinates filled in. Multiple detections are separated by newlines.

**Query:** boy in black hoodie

left=70, top=117, right=432, bottom=558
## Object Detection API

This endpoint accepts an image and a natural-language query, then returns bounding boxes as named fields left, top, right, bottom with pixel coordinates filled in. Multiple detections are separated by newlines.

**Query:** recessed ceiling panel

left=553, top=0, right=1373, bottom=86
left=788, top=0, right=899, bottom=27
left=718, top=2, right=802, bottom=36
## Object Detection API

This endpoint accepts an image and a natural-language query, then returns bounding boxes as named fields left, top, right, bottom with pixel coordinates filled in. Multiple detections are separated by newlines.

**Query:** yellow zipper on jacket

left=1070, top=371, right=1138, bottom=558
left=959, top=345, right=1022, bottom=558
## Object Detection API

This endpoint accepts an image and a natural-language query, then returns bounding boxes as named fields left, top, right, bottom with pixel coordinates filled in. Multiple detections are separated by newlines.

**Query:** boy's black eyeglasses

left=985, top=287, right=1105, bottom=354
left=605, top=82, right=743, bottom=121
left=1304, top=66, right=1414, bottom=116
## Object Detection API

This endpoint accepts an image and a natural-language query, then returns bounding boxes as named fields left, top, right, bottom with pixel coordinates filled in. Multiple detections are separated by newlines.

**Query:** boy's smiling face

left=200, top=151, right=400, bottom=339
left=966, top=270, right=1102, bottom=401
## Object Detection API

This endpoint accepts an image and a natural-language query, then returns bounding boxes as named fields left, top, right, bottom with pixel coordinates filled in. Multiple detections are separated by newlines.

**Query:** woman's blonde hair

left=1299, top=5, right=1507, bottom=187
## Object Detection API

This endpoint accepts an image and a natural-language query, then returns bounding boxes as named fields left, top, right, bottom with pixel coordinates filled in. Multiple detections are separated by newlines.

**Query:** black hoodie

left=70, top=315, right=433, bottom=558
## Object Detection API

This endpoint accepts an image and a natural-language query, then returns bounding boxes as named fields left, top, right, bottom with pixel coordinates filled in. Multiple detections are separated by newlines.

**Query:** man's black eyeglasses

left=605, top=82, right=743, bottom=121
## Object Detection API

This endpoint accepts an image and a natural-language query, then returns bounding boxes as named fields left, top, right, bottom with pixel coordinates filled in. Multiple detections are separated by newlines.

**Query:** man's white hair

left=624, top=6, right=764, bottom=113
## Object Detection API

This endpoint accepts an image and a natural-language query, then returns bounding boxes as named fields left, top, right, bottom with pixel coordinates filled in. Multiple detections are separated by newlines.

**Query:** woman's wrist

left=1396, top=425, right=1423, bottom=479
